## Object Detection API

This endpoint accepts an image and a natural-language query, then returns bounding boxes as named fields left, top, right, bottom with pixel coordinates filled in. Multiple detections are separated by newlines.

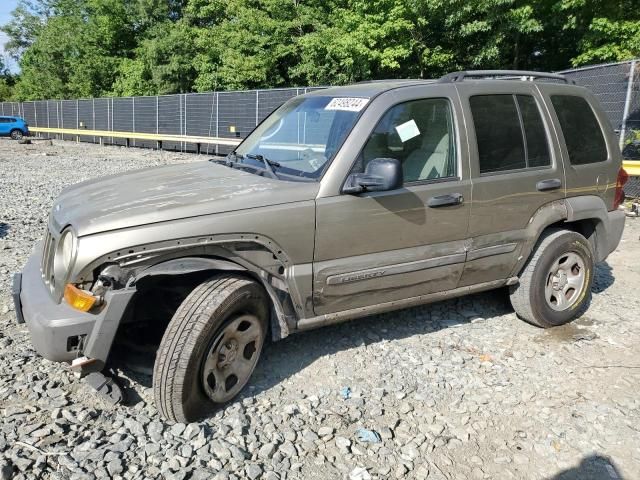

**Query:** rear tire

left=153, top=274, right=269, bottom=423
left=510, top=229, right=594, bottom=328
left=10, top=129, right=23, bottom=140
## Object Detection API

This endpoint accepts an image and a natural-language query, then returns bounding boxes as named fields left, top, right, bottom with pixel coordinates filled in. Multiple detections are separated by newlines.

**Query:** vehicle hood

left=51, top=161, right=319, bottom=236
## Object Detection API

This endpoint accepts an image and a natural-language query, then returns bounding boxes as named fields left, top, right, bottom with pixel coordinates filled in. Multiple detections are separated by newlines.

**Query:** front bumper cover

left=18, top=244, right=135, bottom=368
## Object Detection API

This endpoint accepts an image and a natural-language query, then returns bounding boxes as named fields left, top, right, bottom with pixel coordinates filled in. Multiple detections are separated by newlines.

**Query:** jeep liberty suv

left=13, top=70, right=628, bottom=422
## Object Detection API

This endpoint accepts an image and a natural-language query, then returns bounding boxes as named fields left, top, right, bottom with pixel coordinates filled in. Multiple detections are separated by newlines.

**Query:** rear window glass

left=551, top=95, right=608, bottom=165
left=470, top=95, right=526, bottom=173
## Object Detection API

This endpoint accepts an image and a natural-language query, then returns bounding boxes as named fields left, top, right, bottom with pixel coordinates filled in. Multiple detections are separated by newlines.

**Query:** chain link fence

left=1, top=61, right=638, bottom=156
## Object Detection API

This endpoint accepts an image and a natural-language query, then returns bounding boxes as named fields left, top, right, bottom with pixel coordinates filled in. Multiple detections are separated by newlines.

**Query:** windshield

left=234, top=96, right=367, bottom=179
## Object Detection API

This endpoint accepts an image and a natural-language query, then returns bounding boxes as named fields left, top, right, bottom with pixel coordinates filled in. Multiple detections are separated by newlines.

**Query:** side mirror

left=343, top=158, right=403, bottom=194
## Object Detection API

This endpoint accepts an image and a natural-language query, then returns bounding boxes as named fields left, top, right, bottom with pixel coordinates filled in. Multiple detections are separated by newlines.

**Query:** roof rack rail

left=439, top=70, right=576, bottom=85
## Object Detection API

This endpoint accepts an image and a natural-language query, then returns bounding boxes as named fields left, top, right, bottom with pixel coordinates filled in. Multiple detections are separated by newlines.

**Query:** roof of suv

left=306, top=79, right=437, bottom=98
left=305, top=70, right=575, bottom=98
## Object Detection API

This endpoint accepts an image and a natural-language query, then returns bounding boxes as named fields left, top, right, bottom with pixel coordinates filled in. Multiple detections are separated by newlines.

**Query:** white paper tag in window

left=395, top=119, right=421, bottom=142
left=325, top=97, right=369, bottom=112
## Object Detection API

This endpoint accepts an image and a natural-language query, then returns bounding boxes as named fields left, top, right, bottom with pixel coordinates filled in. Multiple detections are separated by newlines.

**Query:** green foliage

left=1, top=0, right=639, bottom=99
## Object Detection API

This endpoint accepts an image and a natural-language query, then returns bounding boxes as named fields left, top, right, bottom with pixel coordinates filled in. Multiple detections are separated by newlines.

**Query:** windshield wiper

left=242, top=153, right=281, bottom=179
left=211, top=151, right=312, bottom=181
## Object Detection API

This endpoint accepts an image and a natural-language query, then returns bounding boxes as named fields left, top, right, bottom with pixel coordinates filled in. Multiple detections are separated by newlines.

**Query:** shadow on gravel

left=111, top=289, right=513, bottom=400
left=549, top=454, right=624, bottom=480
left=593, top=261, right=615, bottom=294
left=247, top=289, right=513, bottom=399
left=110, top=263, right=615, bottom=406
left=0, top=223, right=9, bottom=239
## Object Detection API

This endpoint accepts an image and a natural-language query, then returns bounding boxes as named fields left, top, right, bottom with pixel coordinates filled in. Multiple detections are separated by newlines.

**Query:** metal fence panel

left=93, top=98, right=110, bottom=132
left=257, top=89, right=298, bottom=122
left=1, top=60, right=638, bottom=154
left=112, top=98, right=133, bottom=146
left=34, top=101, right=47, bottom=128
left=22, top=102, right=36, bottom=125
left=77, top=99, right=94, bottom=142
left=132, top=96, right=157, bottom=148
left=157, top=95, right=181, bottom=150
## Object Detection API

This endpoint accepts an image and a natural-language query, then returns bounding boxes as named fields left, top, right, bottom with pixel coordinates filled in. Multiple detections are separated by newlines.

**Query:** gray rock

left=170, top=423, right=186, bottom=437
left=279, top=441, right=297, bottom=458
left=245, top=463, right=262, bottom=480
left=335, top=436, right=351, bottom=451
left=124, top=418, right=145, bottom=436
left=106, top=459, right=123, bottom=477
left=192, top=469, right=216, bottom=480
left=258, top=443, right=276, bottom=459
left=0, top=460, right=12, bottom=480
left=317, top=426, right=334, bottom=437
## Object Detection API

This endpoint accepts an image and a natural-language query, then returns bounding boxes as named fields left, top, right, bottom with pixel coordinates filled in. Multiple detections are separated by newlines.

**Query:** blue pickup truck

left=0, top=116, right=30, bottom=140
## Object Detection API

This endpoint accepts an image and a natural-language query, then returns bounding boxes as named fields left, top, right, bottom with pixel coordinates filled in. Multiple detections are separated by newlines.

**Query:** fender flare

left=511, top=196, right=614, bottom=279
left=564, top=195, right=611, bottom=262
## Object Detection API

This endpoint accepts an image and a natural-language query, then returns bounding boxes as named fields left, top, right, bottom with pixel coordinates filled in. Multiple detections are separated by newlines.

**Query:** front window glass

left=235, top=96, right=366, bottom=178
left=355, top=98, right=457, bottom=182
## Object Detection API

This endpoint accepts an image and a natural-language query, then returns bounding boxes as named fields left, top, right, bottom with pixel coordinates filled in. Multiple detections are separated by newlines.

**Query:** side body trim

left=325, top=253, right=466, bottom=286
left=467, top=243, right=518, bottom=261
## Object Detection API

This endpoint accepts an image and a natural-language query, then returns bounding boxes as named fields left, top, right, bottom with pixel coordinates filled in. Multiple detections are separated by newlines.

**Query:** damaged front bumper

left=14, top=244, right=135, bottom=371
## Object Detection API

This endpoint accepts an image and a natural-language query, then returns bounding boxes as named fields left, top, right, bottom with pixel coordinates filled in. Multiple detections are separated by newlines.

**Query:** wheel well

left=546, top=218, right=600, bottom=256
left=110, top=270, right=271, bottom=369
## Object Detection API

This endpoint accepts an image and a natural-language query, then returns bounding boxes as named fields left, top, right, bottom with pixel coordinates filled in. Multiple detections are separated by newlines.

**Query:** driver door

left=313, top=90, right=471, bottom=315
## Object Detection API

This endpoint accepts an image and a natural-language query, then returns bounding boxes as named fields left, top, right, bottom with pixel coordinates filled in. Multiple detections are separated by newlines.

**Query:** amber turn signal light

left=64, top=284, right=97, bottom=312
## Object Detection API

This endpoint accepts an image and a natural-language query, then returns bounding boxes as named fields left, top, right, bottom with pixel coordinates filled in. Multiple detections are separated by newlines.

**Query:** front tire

left=10, top=129, right=24, bottom=140
left=510, top=229, right=594, bottom=328
left=153, top=274, right=269, bottom=422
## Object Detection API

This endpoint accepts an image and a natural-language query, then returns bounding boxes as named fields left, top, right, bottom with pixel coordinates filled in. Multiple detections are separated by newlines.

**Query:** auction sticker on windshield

left=325, top=97, right=369, bottom=112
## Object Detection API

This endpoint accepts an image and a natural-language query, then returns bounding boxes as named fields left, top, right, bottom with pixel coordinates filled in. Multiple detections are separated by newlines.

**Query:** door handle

left=536, top=178, right=562, bottom=191
left=427, top=193, right=464, bottom=208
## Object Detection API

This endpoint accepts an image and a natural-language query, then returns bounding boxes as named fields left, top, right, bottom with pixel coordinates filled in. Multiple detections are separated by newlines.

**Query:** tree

left=0, top=0, right=56, bottom=60
left=561, top=0, right=640, bottom=65
left=0, top=57, right=14, bottom=101
left=1, top=0, right=639, bottom=98
left=112, top=21, right=198, bottom=96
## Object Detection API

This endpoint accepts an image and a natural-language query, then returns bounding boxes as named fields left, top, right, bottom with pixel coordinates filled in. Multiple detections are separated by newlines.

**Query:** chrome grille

left=41, top=228, right=56, bottom=292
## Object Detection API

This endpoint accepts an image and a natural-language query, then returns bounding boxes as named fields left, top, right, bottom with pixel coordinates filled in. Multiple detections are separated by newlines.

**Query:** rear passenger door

left=456, top=82, right=565, bottom=287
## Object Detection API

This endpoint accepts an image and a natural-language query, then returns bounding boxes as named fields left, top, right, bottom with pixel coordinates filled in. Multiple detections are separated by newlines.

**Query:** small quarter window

left=470, top=94, right=551, bottom=174
left=551, top=95, right=607, bottom=165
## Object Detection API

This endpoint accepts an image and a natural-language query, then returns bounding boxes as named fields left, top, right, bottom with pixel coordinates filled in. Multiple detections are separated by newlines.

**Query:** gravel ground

left=1, top=137, right=640, bottom=480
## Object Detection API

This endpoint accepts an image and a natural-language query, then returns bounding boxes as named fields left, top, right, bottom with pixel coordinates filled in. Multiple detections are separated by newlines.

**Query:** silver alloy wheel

left=201, top=314, right=264, bottom=403
left=544, top=251, right=586, bottom=311
left=11, top=130, right=23, bottom=140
